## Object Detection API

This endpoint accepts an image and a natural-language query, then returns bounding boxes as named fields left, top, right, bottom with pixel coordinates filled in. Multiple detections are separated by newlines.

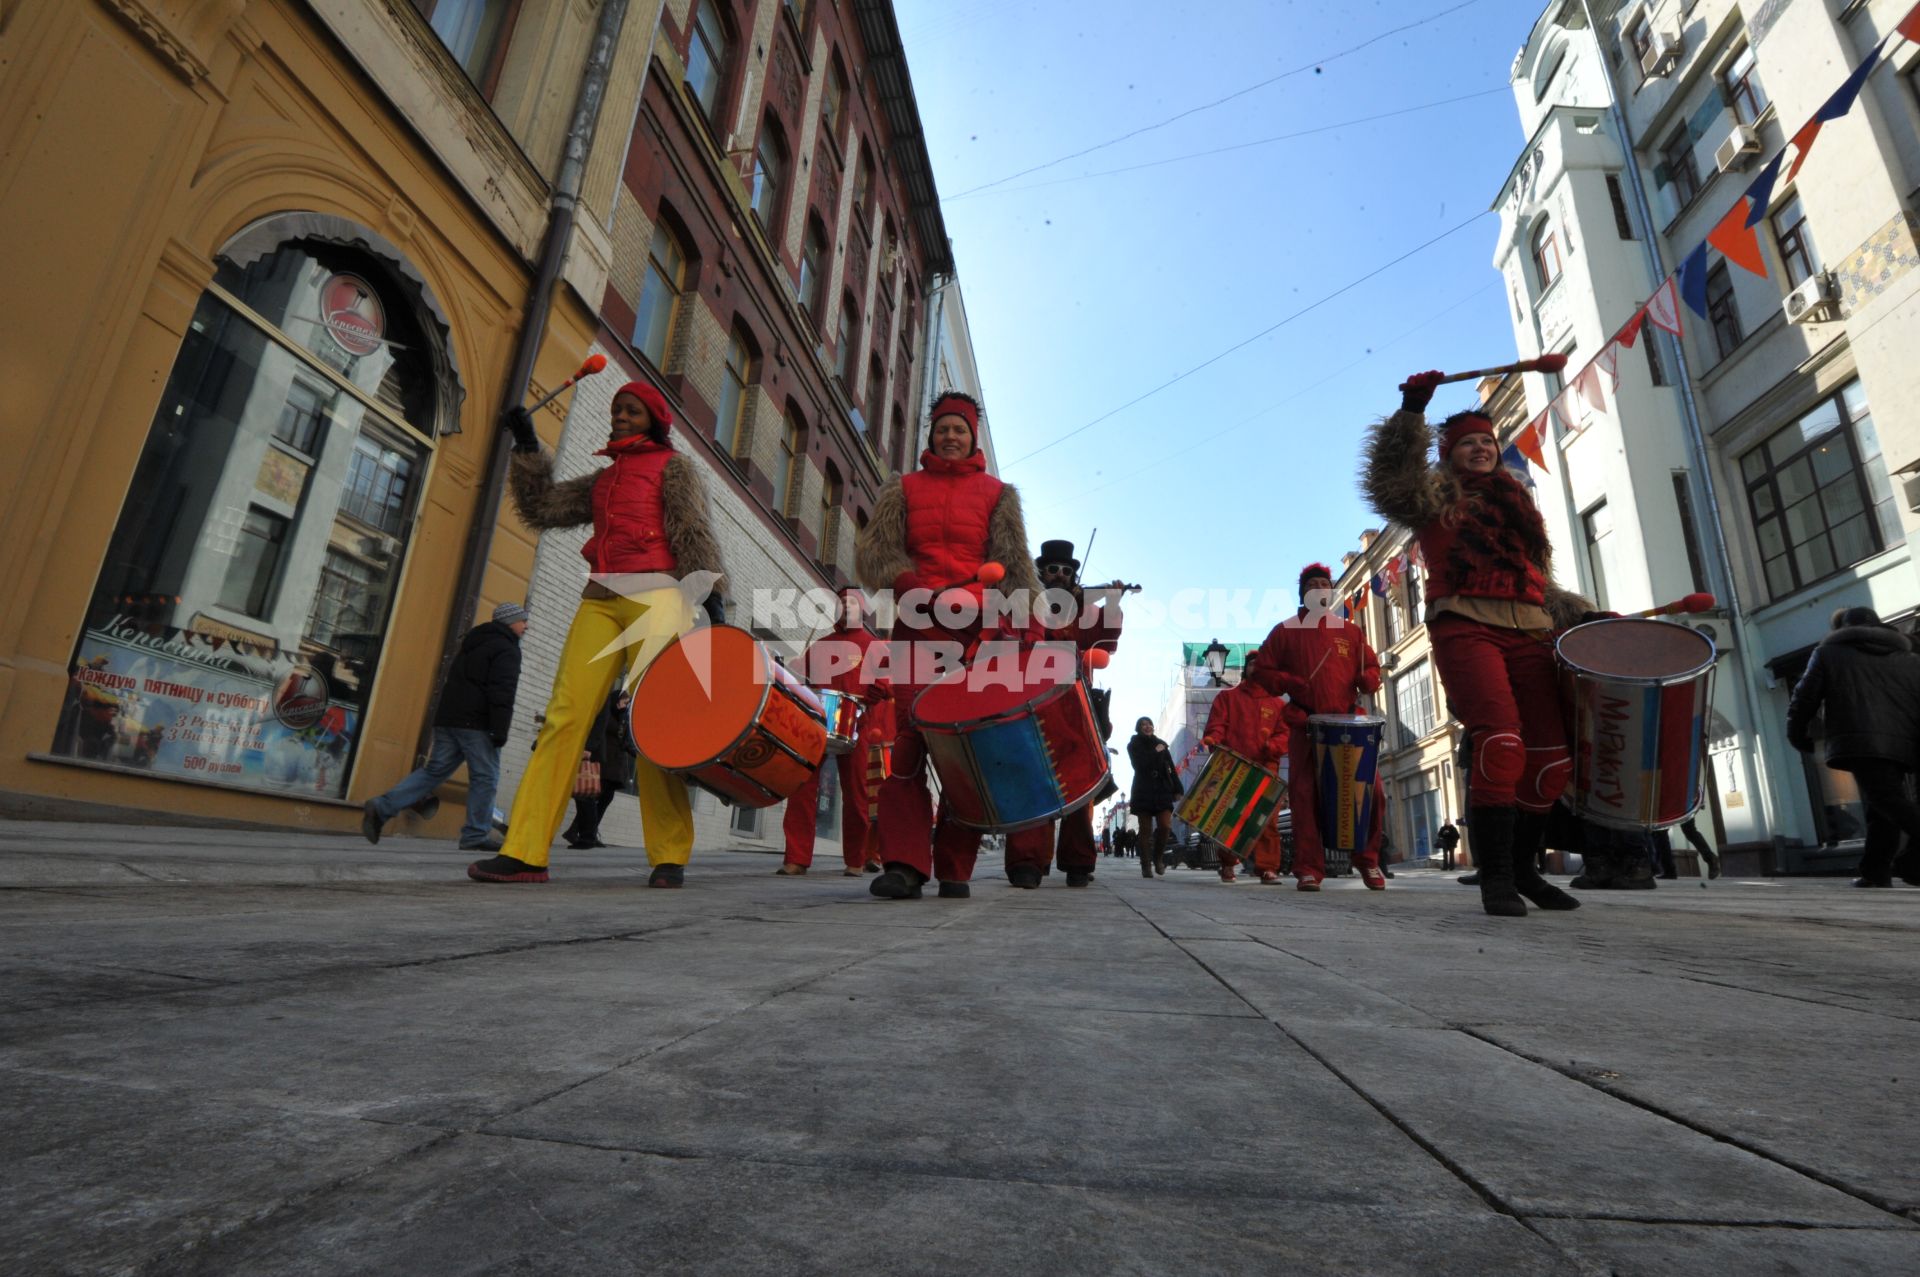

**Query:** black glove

left=1399, top=370, right=1445, bottom=414
left=702, top=590, right=726, bottom=626
left=503, top=406, right=539, bottom=453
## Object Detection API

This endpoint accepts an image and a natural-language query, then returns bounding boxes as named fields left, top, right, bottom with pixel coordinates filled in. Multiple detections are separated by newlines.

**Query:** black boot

left=1470, top=805, right=1527, bottom=917
left=1152, top=827, right=1169, bottom=876
left=1511, top=810, right=1579, bottom=911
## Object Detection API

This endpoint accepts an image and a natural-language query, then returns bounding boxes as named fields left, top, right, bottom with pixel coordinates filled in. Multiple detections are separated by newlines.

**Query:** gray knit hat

left=493, top=602, right=530, bottom=626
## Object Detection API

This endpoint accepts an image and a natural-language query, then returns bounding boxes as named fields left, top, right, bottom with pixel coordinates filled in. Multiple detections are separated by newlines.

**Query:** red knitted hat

left=614, top=380, right=674, bottom=430
left=1439, top=410, right=1495, bottom=459
left=929, top=391, right=980, bottom=451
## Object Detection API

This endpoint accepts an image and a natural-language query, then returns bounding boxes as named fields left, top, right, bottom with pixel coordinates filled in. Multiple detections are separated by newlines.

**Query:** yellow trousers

left=503, top=589, right=695, bottom=868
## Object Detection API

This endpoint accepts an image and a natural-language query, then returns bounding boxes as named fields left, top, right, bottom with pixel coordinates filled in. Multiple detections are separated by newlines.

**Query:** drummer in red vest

left=1199, top=650, right=1289, bottom=884
left=1246, top=564, right=1387, bottom=891
left=854, top=392, right=1041, bottom=900
left=1362, top=372, right=1593, bottom=916
left=776, top=588, right=891, bottom=877
left=1002, top=539, right=1123, bottom=889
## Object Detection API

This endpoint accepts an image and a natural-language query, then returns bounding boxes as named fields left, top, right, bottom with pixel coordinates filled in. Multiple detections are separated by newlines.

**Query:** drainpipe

left=424, top=0, right=633, bottom=742
left=1578, top=0, right=1778, bottom=842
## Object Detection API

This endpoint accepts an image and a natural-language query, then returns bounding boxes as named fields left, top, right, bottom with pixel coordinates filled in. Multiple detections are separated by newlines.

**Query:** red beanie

left=1298, top=562, right=1334, bottom=600
left=614, top=380, right=674, bottom=430
left=929, top=391, right=980, bottom=451
left=1439, top=411, right=1494, bottom=459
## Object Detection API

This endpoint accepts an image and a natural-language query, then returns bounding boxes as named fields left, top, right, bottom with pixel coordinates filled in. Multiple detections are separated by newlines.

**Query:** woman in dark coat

left=1786, top=606, right=1920, bottom=887
left=1127, top=716, right=1184, bottom=878
left=562, top=688, right=633, bottom=850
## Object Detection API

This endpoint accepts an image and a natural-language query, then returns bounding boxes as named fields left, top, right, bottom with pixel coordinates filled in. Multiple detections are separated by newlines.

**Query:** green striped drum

left=1177, top=746, right=1283, bottom=859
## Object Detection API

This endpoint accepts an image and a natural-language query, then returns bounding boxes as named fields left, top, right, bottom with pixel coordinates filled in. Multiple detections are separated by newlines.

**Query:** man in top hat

left=1245, top=564, right=1388, bottom=891
left=1001, top=538, right=1123, bottom=888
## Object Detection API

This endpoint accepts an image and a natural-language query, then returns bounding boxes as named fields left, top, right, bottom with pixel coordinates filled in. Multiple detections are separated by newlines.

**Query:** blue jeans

left=372, top=727, right=500, bottom=848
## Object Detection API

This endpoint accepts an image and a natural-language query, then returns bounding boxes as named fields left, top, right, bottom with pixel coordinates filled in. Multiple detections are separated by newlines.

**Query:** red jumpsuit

left=1200, top=679, right=1289, bottom=876
left=1251, top=614, right=1385, bottom=881
left=782, top=625, right=890, bottom=869
left=1004, top=595, right=1122, bottom=877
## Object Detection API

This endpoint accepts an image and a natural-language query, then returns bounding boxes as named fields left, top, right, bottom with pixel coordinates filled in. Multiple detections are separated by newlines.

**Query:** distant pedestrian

left=363, top=603, right=527, bottom=852
left=1127, top=717, right=1183, bottom=878
left=1786, top=606, right=1920, bottom=888
left=561, top=687, right=632, bottom=850
left=1436, top=821, right=1460, bottom=872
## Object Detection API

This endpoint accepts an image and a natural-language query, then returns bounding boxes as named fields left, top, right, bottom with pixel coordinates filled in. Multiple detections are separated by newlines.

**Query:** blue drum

left=1307, top=714, right=1387, bottom=855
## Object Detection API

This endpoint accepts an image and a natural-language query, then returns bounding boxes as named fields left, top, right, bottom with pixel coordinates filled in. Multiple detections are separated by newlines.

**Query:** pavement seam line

left=1457, top=1026, right=1920, bottom=1227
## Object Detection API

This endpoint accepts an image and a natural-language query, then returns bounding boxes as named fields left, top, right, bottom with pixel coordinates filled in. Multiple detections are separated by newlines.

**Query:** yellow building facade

left=0, top=0, right=644, bottom=831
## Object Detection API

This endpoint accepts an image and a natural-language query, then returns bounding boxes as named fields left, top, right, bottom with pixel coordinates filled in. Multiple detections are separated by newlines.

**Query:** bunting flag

left=1383, top=555, right=1405, bottom=590
left=1904, top=3, right=1920, bottom=41
left=1615, top=305, right=1648, bottom=349
left=1595, top=342, right=1622, bottom=392
left=1575, top=363, right=1607, bottom=413
left=1677, top=243, right=1712, bottom=318
left=1516, top=412, right=1549, bottom=468
left=1501, top=442, right=1539, bottom=489
left=1369, top=573, right=1387, bottom=599
left=1707, top=197, right=1769, bottom=278
left=1407, top=543, right=1424, bottom=573
left=1644, top=278, right=1683, bottom=337
left=1785, top=36, right=1890, bottom=182
left=1741, top=150, right=1788, bottom=229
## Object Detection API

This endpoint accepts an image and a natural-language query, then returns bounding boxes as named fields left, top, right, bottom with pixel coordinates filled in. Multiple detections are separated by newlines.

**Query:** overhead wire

left=944, top=0, right=1491, bottom=198
left=998, top=211, right=1493, bottom=471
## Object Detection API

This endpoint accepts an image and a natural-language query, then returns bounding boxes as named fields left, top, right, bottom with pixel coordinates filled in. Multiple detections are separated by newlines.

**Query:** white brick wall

left=495, top=341, right=855, bottom=862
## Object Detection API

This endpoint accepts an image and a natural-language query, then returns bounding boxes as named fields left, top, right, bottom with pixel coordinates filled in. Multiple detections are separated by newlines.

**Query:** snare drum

left=814, top=688, right=866, bottom=755
left=1178, top=746, right=1283, bottom=860
left=1557, top=617, right=1715, bottom=829
left=912, top=642, right=1109, bottom=833
left=628, top=625, right=827, bottom=808
left=1307, top=714, right=1387, bottom=855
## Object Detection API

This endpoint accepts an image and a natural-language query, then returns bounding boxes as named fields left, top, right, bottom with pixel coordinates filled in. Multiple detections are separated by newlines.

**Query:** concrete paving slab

left=1530, top=1219, right=1920, bottom=1276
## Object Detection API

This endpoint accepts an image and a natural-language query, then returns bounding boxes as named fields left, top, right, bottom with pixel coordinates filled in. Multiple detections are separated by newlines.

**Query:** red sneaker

left=1259, top=871, right=1280, bottom=885
left=1295, top=875, right=1322, bottom=892
left=1218, top=863, right=1238, bottom=883
left=1360, top=865, right=1387, bottom=891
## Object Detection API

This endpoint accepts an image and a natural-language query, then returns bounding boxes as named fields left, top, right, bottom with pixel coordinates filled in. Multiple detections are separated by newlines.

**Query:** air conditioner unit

left=1783, top=271, right=1841, bottom=325
left=1641, top=32, right=1680, bottom=78
left=1714, top=124, right=1761, bottom=173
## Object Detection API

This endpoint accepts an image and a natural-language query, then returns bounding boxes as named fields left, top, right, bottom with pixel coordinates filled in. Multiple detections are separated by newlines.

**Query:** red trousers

left=1004, top=803, right=1100, bottom=874
left=876, top=672, right=979, bottom=884
left=1427, top=615, right=1570, bottom=812
left=782, top=748, right=872, bottom=869
left=1219, top=815, right=1284, bottom=875
left=1286, top=727, right=1382, bottom=881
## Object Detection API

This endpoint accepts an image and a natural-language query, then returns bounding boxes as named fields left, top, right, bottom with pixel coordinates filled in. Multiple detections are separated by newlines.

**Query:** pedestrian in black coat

left=563, top=688, right=633, bottom=849
left=1127, top=717, right=1184, bottom=878
left=1787, top=606, right=1920, bottom=887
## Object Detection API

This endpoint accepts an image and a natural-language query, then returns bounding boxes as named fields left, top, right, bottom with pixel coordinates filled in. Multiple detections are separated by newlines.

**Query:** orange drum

left=628, top=625, right=827, bottom=808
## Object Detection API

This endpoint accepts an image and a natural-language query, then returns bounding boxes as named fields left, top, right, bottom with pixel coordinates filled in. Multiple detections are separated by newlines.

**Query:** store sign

left=318, top=272, right=385, bottom=357
left=50, top=615, right=358, bottom=797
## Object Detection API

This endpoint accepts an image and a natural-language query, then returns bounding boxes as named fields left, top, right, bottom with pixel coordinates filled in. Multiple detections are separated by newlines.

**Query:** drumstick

left=1633, top=592, right=1716, bottom=619
left=525, top=353, right=609, bottom=412
left=1398, top=353, right=1568, bottom=390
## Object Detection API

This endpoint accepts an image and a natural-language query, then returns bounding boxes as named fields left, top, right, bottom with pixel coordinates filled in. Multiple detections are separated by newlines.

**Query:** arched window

left=779, top=404, right=806, bottom=518
left=865, top=354, right=886, bottom=441
left=634, top=215, right=688, bottom=367
left=835, top=292, right=859, bottom=383
left=819, top=460, right=844, bottom=564
left=684, top=0, right=733, bottom=132
left=890, top=403, right=908, bottom=474
left=62, top=223, right=454, bottom=800
left=822, top=54, right=848, bottom=145
left=800, top=216, right=828, bottom=322
left=750, top=117, right=788, bottom=235
left=1531, top=220, right=1561, bottom=290
left=716, top=325, right=756, bottom=457
left=852, top=145, right=874, bottom=236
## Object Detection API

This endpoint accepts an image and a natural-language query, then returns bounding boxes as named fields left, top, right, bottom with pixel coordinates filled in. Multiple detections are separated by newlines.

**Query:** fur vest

left=507, top=440, right=725, bottom=586
left=855, top=452, right=1042, bottom=610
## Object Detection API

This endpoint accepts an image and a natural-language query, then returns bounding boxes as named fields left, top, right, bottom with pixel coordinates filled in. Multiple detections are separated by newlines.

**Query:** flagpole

left=1580, top=0, right=1777, bottom=840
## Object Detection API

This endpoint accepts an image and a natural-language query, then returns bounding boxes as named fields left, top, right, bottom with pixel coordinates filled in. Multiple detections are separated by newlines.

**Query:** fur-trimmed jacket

left=855, top=449, right=1041, bottom=631
left=1361, top=408, right=1591, bottom=630
left=508, top=438, right=725, bottom=591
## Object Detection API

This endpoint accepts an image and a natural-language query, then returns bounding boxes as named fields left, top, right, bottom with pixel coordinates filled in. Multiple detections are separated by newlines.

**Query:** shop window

left=54, top=235, right=442, bottom=798
left=634, top=218, right=687, bottom=369
left=1741, top=380, right=1901, bottom=599
left=685, top=0, right=734, bottom=134
left=413, top=0, right=518, bottom=95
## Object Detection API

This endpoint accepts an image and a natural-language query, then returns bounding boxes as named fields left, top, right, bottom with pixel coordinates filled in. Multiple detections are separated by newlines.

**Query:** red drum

left=912, top=642, right=1109, bottom=833
left=1557, top=618, right=1715, bottom=829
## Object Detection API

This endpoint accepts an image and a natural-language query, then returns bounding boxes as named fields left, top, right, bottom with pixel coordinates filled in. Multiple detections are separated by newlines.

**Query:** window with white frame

left=1391, top=660, right=1436, bottom=749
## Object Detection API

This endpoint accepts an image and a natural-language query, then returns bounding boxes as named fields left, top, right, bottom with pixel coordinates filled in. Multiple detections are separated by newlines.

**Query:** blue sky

left=896, top=0, right=1553, bottom=785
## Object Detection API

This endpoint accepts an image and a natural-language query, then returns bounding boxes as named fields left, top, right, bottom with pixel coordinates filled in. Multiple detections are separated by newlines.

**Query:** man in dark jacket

left=362, top=603, right=528, bottom=851
left=1787, top=606, right=1920, bottom=887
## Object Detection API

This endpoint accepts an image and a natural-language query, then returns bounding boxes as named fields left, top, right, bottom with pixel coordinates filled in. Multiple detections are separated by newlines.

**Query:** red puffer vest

left=898, top=449, right=1003, bottom=591
left=582, top=434, right=677, bottom=575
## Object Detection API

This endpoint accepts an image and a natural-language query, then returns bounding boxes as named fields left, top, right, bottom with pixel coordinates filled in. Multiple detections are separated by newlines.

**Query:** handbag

left=574, top=757, right=601, bottom=797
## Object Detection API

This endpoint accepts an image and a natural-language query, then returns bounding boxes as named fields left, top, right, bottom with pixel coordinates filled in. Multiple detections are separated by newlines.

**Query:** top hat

left=1036, top=539, right=1079, bottom=571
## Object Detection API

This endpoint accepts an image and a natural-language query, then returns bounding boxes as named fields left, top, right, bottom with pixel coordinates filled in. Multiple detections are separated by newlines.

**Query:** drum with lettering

left=814, top=688, right=866, bottom=755
left=912, top=642, right=1108, bottom=833
left=1178, top=746, right=1283, bottom=861
left=628, top=625, right=827, bottom=808
left=1557, top=617, right=1715, bottom=829
left=1307, top=714, right=1387, bottom=855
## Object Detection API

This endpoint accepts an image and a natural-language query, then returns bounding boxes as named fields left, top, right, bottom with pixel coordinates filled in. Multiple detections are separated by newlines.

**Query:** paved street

left=3, top=820, right=1918, bottom=1276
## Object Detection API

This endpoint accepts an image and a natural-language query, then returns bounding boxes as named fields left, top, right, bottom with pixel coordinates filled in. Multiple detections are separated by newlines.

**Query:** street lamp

left=1202, top=638, right=1229, bottom=684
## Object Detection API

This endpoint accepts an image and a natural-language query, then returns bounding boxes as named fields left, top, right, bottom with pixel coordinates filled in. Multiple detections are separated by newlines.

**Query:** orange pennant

left=1707, top=198, right=1769, bottom=278
left=1515, top=414, right=1548, bottom=469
